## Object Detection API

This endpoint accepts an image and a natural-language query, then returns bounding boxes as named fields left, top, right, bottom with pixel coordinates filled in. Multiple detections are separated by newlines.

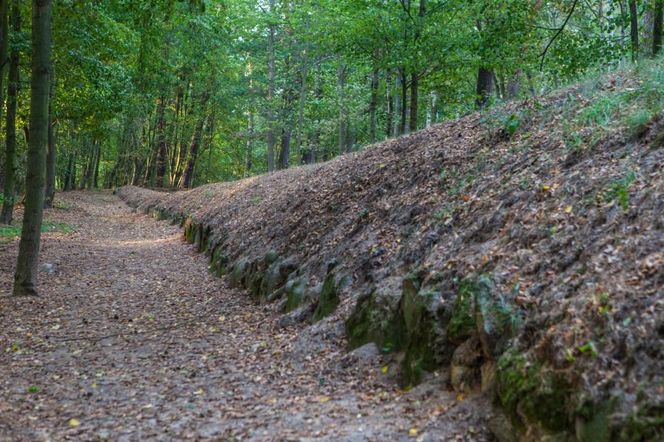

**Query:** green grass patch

left=0, top=221, right=74, bottom=242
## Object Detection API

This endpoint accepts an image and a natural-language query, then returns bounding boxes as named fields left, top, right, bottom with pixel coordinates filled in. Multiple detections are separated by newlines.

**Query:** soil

left=0, top=191, right=491, bottom=441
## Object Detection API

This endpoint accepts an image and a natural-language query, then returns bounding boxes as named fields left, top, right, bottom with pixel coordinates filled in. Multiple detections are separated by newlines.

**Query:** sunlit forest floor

left=0, top=191, right=489, bottom=441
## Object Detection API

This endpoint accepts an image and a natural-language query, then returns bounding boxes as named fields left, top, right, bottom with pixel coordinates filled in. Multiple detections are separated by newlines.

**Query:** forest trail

left=0, top=192, right=489, bottom=441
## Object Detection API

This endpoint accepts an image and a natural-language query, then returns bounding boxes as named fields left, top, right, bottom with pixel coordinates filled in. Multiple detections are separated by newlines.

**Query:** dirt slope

left=119, top=64, right=664, bottom=440
left=1, top=191, right=492, bottom=441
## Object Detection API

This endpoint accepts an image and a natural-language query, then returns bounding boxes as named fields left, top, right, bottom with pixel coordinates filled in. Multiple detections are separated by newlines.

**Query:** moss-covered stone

left=399, top=276, right=442, bottom=386
left=313, top=271, right=340, bottom=321
left=183, top=218, right=195, bottom=243
left=575, top=400, right=613, bottom=442
left=209, top=246, right=229, bottom=276
left=284, top=277, right=307, bottom=312
left=229, top=258, right=249, bottom=287
left=346, top=290, right=401, bottom=351
left=496, top=352, right=574, bottom=435
left=447, top=278, right=478, bottom=343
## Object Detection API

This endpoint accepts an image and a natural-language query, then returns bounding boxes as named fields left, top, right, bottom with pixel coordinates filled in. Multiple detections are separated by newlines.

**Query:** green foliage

left=607, top=171, right=637, bottom=211
left=0, top=221, right=74, bottom=241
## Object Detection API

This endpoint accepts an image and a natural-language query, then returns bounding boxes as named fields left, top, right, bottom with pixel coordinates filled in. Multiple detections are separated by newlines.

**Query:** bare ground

left=0, top=191, right=489, bottom=441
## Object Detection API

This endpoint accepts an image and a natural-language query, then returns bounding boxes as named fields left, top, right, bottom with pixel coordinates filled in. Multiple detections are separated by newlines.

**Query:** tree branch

left=540, top=0, right=579, bottom=70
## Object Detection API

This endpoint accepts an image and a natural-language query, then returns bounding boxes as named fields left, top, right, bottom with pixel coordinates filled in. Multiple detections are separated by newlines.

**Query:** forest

left=0, top=0, right=660, bottom=198
left=1, top=0, right=663, bottom=441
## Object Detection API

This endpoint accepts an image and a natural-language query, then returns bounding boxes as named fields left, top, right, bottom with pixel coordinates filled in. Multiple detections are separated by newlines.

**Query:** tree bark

left=244, top=111, right=253, bottom=176
left=629, top=0, right=639, bottom=61
left=476, top=67, right=494, bottom=109
left=0, top=0, right=8, bottom=137
left=0, top=0, right=19, bottom=225
left=369, top=67, right=379, bottom=143
left=409, top=0, right=425, bottom=133
left=92, top=141, right=101, bottom=189
left=654, top=0, right=663, bottom=55
left=399, top=67, right=407, bottom=135
left=44, top=66, right=56, bottom=207
left=154, top=95, right=168, bottom=187
left=181, top=114, right=205, bottom=188
left=385, top=68, right=393, bottom=138
left=409, top=73, right=418, bottom=132
left=337, top=60, right=347, bottom=154
left=63, top=151, right=75, bottom=191
left=266, top=0, right=276, bottom=172
left=14, top=0, right=52, bottom=296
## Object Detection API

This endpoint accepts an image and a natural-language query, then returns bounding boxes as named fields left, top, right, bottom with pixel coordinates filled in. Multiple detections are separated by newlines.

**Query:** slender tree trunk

left=507, top=70, right=521, bottom=99
left=369, top=67, right=379, bottom=143
left=244, top=111, right=253, bottom=176
left=63, top=151, right=74, bottom=191
left=294, top=55, right=308, bottom=161
left=629, top=0, right=639, bottom=61
left=654, top=0, right=663, bottom=55
left=92, top=142, right=101, bottom=189
left=44, top=66, right=56, bottom=207
left=0, top=0, right=19, bottom=225
left=266, top=0, right=276, bottom=172
left=409, top=0, right=426, bottom=133
left=0, top=0, right=8, bottom=138
left=337, top=60, right=347, bottom=154
left=476, top=67, right=494, bottom=109
left=181, top=114, right=206, bottom=188
left=399, top=67, right=407, bottom=135
left=385, top=68, right=393, bottom=138
left=409, top=73, right=418, bottom=132
left=154, top=95, right=167, bottom=187
left=14, top=0, right=52, bottom=297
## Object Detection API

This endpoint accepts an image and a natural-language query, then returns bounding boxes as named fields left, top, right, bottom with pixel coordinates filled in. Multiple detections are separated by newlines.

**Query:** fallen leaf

left=68, top=418, right=81, bottom=427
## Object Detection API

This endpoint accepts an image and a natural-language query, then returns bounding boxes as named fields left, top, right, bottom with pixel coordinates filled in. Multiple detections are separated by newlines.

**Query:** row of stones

left=147, top=205, right=622, bottom=442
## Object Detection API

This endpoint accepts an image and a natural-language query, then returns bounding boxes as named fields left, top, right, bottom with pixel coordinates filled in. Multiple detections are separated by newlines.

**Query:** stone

left=450, top=336, right=482, bottom=393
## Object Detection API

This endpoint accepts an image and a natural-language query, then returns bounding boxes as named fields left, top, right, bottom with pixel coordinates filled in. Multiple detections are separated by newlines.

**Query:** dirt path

left=0, top=192, right=489, bottom=441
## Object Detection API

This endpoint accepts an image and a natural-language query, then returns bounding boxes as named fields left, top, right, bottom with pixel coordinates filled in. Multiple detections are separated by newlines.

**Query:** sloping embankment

left=119, top=66, right=663, bottom=441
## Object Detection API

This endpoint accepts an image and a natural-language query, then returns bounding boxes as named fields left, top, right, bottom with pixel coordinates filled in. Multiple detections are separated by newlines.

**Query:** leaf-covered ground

left=118, top=63, right=664, bottom=439
left=0, top=191, right=490, bottom=441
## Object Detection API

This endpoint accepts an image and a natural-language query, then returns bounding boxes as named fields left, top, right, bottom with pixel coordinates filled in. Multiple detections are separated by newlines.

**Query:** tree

left=629, top=0, right=639, bottom=61
left=0, top=0, right=19, bottom=225
left=13, top=0, right=52, bottom=296
left=654, top=0, right=663, bottom=55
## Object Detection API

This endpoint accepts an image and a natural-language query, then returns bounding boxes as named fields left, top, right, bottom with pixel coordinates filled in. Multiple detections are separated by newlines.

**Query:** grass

left=0, top=221, right=74, bottom=243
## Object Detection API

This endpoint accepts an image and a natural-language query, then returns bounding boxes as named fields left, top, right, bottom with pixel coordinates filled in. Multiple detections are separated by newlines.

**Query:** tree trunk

left=92, top=141, right=101, bottom=189
left=369, top=67, right=379, bottom=143
left=154, top=95, right=167, bottom=187
left=507, top=70, right=521, bottom=99
left=476, top=67, right=494, bottom=109
left=409, top=0, right=425, bottom=133
left=337, top=60, right=347, bottom=154
left=63, top=151, right=74, bottom=191
left=629, top=0, right=639, bottom=61
left=14, top=0, right=52, bottom=296
left=181, top=114, right=205, bottom=188
left=294, top=55, right=308, bottom=161
left=654, top=0, right=663, bottom=55
left=399, top=67, right=407, bottom=135
left=0, top=0, right=8, bottom=137
left=244, top=111, right=253, bottom=176
left=266, top=0, right=276, bottom=172
left=44, top=66, right=56, bottom=207
left=385, top=68, right=393, bottom=138
left=0, top=0, right=19, bottom=225
left=409, top=72, right=418, bottom=133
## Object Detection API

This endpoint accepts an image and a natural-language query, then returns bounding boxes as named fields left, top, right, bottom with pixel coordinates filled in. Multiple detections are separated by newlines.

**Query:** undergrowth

left=0, top=221, right=74, bottom=243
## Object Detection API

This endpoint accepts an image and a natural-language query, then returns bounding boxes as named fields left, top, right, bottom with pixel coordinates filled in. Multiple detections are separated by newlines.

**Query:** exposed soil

left=0, top=191, right=490, bottom=441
